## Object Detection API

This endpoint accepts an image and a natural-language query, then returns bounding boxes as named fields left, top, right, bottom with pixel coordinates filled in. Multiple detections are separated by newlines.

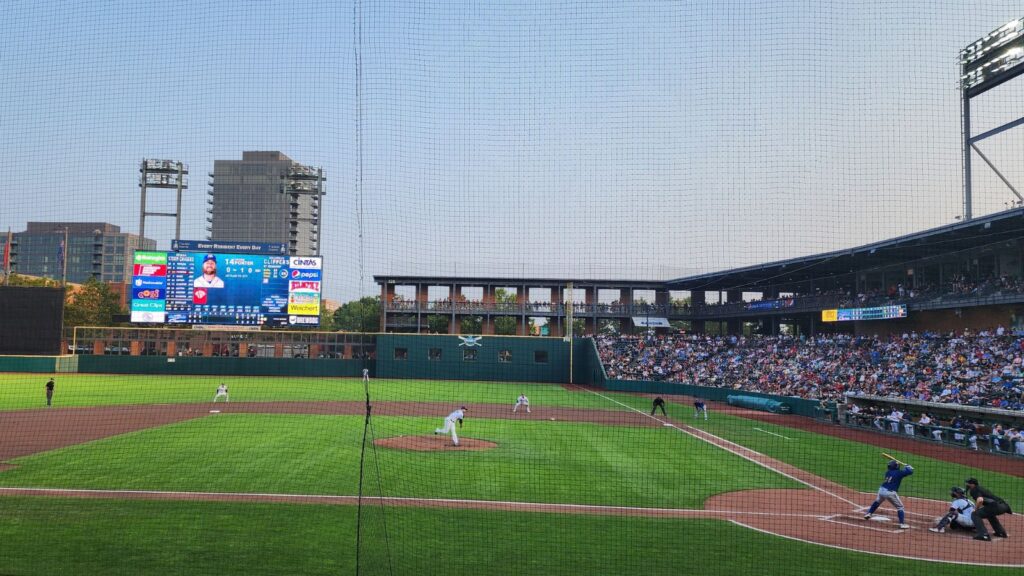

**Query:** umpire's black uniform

left=966, top=478, right=1012, bottom=540
left=651, top=397, right=666, bottom=416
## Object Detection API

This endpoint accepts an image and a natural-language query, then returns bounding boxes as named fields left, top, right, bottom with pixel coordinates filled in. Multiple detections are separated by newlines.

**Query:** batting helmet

left=951, top=486, right=965, bottom=498
left=887, top=460, right=899, bottom=470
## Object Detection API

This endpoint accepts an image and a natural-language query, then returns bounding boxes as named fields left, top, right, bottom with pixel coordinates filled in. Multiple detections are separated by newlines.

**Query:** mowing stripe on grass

left=571, top=385, right=860, bottom=507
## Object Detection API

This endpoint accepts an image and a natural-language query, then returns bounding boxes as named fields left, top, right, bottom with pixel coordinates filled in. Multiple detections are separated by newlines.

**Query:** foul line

left=753, top=427, right=791, bottom=440
left=572, top=386, right=859, bottom=507
left=0, top=486, right=825, bottom=519
left=729, top=520, right=1023, bottom=568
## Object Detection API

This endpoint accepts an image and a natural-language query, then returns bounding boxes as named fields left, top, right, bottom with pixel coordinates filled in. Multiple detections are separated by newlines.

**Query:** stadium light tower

left=139, top=159, right=188, bottom=242
left=960, top=17, right=1024, bottom=220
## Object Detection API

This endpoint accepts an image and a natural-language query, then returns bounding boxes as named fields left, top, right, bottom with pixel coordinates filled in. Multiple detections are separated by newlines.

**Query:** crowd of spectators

left=845, top=404, right=1024, bottom=455
left=596, top=329, right=1024, bottom=411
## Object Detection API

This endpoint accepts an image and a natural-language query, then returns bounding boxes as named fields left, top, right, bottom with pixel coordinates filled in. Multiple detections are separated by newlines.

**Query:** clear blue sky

left=3, top=0, right=1024, bottom=301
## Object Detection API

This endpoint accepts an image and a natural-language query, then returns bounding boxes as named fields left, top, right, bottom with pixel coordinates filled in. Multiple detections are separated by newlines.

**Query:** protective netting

left=2, top=1, right=1024, bottom=575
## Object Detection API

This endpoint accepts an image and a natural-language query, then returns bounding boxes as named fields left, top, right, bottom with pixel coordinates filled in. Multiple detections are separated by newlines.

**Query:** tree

left=426, top=315, right=449, bottom=334
left=319, top=305, right=336, bottom=331
left=460, top=315, right=482, bottom=334
left=494, top=316, right=518, bottom=335
left=63, top=278, right=125, bottom=328
left=5, top=273, right=60, bottom=288
left=332, top=296, right=381, bottom=332
left=494, top=287, right=517, bottom=304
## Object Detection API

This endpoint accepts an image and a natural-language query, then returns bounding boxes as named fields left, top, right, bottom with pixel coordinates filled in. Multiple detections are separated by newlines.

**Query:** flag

left=57, top=238, right=65, bottom=268
left=2, top=228, right=10, bottom=279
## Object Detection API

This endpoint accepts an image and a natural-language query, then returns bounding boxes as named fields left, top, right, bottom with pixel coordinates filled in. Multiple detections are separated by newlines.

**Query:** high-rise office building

left=10, top=222, right=156, bottom=284
left=207, top=151, right=325, bottom=256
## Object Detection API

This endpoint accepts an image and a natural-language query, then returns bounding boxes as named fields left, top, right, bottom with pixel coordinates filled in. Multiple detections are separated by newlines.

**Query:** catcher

left=928, top=487, right=975, bottom=533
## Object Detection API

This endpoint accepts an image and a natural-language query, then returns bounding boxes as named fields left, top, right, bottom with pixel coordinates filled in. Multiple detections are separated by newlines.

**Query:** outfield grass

left=0, top=496, right=1020, bottom=576
left=0, top=374, right=619, bottom=411
left=0, top=414, right=796, bottom=507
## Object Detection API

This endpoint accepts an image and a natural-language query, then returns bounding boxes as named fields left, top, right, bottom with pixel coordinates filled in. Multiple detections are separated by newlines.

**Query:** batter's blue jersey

left=881, top=466, right=913, bottom=491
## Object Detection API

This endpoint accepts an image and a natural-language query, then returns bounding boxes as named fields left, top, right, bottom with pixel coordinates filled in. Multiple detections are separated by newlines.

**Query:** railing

left=384, top=301, right=674, bottom=316
left=841, top=414, right=1024, bottom=459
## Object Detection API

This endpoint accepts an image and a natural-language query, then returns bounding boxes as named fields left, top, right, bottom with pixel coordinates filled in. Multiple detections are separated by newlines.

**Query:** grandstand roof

left=374, top=275, right=664, bottom=289
left=666, top=207, right=1024, bottom=291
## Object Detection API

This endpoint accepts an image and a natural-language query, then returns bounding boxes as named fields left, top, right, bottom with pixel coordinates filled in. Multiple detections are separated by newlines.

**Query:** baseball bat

left=881, top=452, right=906, bottom=466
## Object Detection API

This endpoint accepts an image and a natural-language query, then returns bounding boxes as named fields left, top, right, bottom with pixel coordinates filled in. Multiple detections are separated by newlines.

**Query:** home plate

left=210, top=410, right=221, bottom=414
left=869, top=516, right=892, bottom=523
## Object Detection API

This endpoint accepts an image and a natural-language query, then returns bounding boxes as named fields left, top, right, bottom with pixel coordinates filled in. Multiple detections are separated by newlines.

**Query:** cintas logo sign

left=289, top=256, right=322, bottom=270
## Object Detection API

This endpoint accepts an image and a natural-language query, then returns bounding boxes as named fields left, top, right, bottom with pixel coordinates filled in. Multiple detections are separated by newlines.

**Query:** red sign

left=289, top=280, right=321, bottom=291
left=193, top=288, right=208, bottom=305
left=133, top=264, right=167, bottom=277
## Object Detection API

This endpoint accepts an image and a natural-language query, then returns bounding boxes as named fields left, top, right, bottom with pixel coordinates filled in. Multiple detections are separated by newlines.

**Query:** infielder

left=929, top=487, right=975, bottom=533
left=863, top=460, right=914, bottom=529
left=694, top=399, right=708, bottom=420
left=213, top=383, right=229, bottom=403
left=513, top=394, right=530, bottom=413
left=435, top=406, right=466, bottom=446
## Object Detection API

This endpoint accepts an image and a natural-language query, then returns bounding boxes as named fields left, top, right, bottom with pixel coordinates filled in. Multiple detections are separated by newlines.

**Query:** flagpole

left=3, top=227, right=10, bottom=286
left=61, top=227, right=68, bottom=286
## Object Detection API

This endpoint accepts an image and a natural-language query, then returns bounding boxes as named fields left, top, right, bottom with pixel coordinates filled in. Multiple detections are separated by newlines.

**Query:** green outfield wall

left=375, top=334, right=570, bottom=383
left=76, top=356, right=365, bottom=377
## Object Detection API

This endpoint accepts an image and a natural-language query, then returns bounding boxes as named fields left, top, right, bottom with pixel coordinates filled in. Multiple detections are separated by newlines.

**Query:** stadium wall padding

left=76, top=356, right=366, bottom=377
left=0, top=356, right=60, bottom=373
left=374, top=334, right=569, bottom=383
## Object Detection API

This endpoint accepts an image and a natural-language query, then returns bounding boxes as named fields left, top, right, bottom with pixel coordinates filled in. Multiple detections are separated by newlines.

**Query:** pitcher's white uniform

left=435, top=408, right=465, bottom=446
left=513, top=394, right=530, bottom=413
left=213, top=384, right=229, bottom=403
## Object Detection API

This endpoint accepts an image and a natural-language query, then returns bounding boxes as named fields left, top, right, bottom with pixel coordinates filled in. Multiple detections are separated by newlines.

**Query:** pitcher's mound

left=374, top=435, right=498, bottom=451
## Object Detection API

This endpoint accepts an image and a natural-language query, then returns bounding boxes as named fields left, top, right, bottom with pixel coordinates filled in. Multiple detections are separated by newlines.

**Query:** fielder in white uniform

left=435, top=407, right=466, bottom=446
left=362, top=368, right=370, bottom=384
left=213, top=383, right=229, bottom=403
left=513, top=394, right=530, bottom=413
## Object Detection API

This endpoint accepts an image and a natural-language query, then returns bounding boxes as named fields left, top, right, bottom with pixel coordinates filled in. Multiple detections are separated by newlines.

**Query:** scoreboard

left=130, top=251, right=322, bottom=327
left=821, top=304, right=907, bottom=323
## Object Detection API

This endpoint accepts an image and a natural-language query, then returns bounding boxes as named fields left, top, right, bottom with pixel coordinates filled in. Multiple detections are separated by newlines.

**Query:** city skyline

left=4, top=1, right=1024, bottom=303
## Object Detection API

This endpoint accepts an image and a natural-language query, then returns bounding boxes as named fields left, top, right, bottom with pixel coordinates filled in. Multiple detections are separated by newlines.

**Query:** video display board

left=130, top=251, right=322, bottom=327
left=821, top=304, right=907, bottom=323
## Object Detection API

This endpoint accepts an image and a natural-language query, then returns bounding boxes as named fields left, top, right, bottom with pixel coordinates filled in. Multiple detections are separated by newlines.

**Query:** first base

left=210, top=410, right=221, bottom=414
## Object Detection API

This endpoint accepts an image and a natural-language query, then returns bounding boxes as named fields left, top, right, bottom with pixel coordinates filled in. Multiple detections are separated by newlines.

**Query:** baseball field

left=0, top=374, right=1021, bottom=575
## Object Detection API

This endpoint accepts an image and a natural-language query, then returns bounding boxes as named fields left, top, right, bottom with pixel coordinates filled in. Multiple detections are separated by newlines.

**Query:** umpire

left=651, top=397, right=667, bottom=416
left=965, top=478, right=1012, bottom=541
